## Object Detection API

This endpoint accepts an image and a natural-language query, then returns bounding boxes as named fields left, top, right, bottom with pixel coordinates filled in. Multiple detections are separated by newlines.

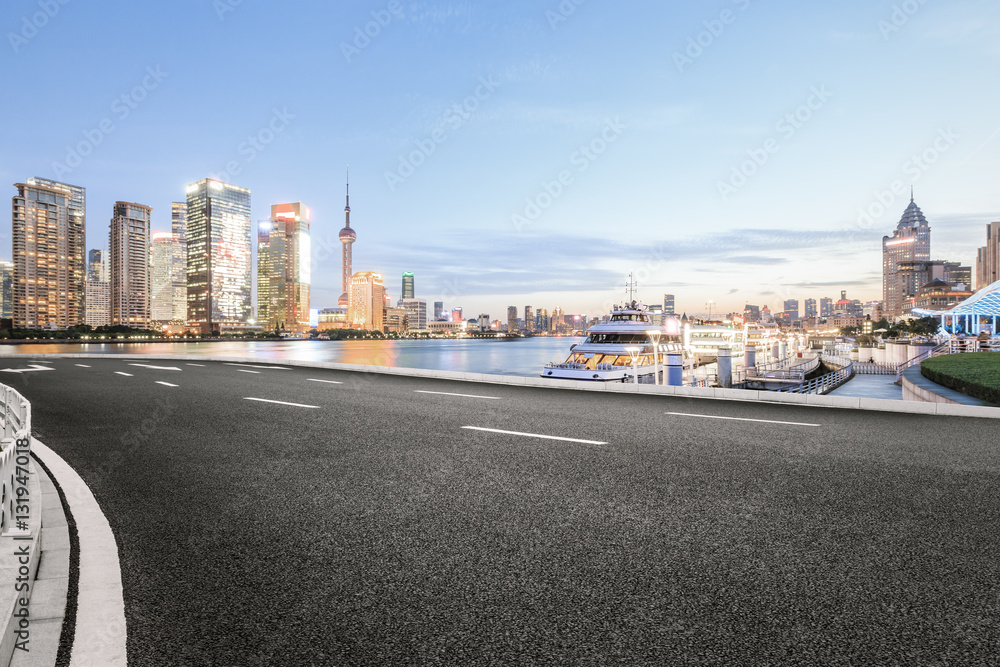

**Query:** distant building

left=317, top=307, right=348, bottom=331
left=451, top=307, right=463, bottom=323
left=804, top=298, right=817, bottom=318
left=338, top=173, right=355, bottom=308
left=478, top=314, right=490, bottom=331
left=783, top=299, right=799, bottom=320
left=258, top=202, right=311, bottom=333
left=87, top=249, right=107, bottom=282
left=536, top=307, right=549, bottom=332
left=883, top=194, right=931, bottom=316
left=820, top=297, right=833, bottom=318
left=426, top=320, right=468, bottom=334
left=384, top=306, right=406, bottom=334
left=151, top=231, right=185, bottom=324
left=85, top=280, right=110, bottom=327
left=109, top=201, right=152, bottom=328
left=0, top=260, right=12, bottom=320
left=347, top=271, right=385, bottom=331
left=402, top=298, right=427, bottom=330
left=12, top=178, right=86, bottom=329
left=186, top=178, right=252, bottom=333
left=743, top=304, right=760, bottom=323
left=975, top=222, right=1000, bottom=290
left=761, top=305, right=772, bottom=323
left=524, top=305, right=533, bottom=333
left=434, top=301, right=445, bottom=321
left=663, top=294, right=675, bottom=316
left=903, top=280, right=972, bottom=316
left=401, top=272, right=414, bottom=300
left=507, top=306, right=518, bottom=334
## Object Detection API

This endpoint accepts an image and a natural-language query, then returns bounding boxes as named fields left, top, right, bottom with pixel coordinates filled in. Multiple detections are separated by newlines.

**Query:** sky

left=2, top=0, right=999, bottom=320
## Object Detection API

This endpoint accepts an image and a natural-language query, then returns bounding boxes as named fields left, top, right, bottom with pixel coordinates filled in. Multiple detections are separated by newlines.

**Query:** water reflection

left=0, top=337, right=584, bottom=377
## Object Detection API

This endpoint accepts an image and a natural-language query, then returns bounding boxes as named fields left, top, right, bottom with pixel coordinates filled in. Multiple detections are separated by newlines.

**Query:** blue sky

left=3, top=0, right=998, bottom=319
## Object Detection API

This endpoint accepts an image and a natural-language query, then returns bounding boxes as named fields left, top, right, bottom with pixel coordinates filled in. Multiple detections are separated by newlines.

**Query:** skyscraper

left=663, top=294, right=675, bottom=316
left=185, top=178, right=252, bottom=333
left=507, top=306, right=518, bottom=333
left=151, top=231, right=186, bottom=324
left=109, top=201, right=152, bottom=328
left=451, top=307, right=463, bottom=323
left=975, top=221, right=1000, bottom=290
left=820, top=297, right=833, bottom=318
left=0, top=260, right=13, bottom=320
left=258, top=202, right=311, bottom=333
left=524, top=305, right=533, bottom=333
left=171, top=202, right=187, bottom=244
left=171, top=201, right=188, bottom=320
left=338, top=171, right=356, bottom=308
left=782, top=299, right=799, bottom=320
left=402, top=272, right=414, bottom=300
left=85, top=280, right=110, bottom=327
left=804, top=298, right=817, bottom=318
left=12, top=178, right=86, bottom=328
left=347, top=271, right=384, bottom=331
left=882, top=193, right=931, bottom=316
left=87, top=249, right=108, bottom=282
left=434, top=301, right=444, bottom=321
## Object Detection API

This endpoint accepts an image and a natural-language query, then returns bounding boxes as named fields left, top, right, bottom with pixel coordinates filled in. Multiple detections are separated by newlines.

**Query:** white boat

left=541, top=301, right=689, bottom=382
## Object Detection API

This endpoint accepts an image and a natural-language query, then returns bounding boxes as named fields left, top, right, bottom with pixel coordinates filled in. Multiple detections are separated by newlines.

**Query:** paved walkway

left=827, top=374, right=903, bottom=400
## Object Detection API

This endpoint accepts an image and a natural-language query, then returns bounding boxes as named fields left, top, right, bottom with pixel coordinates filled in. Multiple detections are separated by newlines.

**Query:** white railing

left=0, top=383, right=32, bottom=535
left=775, top=362, right=854, bottom=395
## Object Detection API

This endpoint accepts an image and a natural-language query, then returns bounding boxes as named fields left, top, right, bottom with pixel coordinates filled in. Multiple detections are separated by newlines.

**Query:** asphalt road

left=5, top=357, right=1000, bottom=666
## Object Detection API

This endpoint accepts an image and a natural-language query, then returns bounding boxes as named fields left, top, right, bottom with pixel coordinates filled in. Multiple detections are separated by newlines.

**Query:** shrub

left=921, top=353, right=1000, bottom=406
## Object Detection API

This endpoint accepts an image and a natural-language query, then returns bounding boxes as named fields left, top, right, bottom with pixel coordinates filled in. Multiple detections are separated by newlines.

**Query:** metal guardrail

left=0, top=383, right=32, bottom=535
left=775, top=362, right=854, bottom=395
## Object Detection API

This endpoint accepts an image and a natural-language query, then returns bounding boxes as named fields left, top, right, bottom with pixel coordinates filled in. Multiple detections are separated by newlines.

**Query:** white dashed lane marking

left=307, top=379, right=343, bottom=384
left=156, top=381, right=178, bottom=387
left=665, top=412, right=821, bottom=427
left=461, top=426, right=606, bottom=445
left=415, top=390, right=500, bottom=400
left=244, top=397, right=319, bottom=409
left=115, top=372, right=133, bottom=377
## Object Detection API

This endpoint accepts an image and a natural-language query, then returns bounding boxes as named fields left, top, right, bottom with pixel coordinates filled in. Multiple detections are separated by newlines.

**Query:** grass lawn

left=921, top=353, right=1000, bottom=405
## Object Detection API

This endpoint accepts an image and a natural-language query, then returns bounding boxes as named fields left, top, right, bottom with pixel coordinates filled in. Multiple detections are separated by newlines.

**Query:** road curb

left=30, top=439, right=126, bottom=667
left=16, top=353, right=1000, bottom=419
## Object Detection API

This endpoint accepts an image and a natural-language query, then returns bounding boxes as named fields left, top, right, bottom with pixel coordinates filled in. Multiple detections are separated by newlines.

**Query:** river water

left=0, top=337, right=585, bottom=378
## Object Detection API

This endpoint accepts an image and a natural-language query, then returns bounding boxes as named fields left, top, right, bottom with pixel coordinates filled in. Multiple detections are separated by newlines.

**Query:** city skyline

left=3, top=1, right=999, bottom=318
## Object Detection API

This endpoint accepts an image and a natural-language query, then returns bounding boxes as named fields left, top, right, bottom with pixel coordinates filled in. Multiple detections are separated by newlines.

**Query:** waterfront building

left=151, top=231, right=186, bottom=324
left=903, top=279, right=972, bottom=316
left=882, top=193, right=931, bottom=316
left=0, top=260, right=12, bottom=320
left=478, top=314, right=490, bottom=331
left=258, top=203, right=311, bottom=333
left=347, top=271, right=384, bottom=331
left=109, top=201, right=152, bottom=328
left=975, top=222, right=1000, bottom=290
left=451, top=307, right=463, bottom=323
left=317, top=307, right=348, bottom=331
left=384, top=306, right=406, bottom=333
left=185, top=178, right=252, bottom=333
left=524, top=306, right=533, bottom=333
left=426, top=320, right=468, bottom=334
left=12, top=178, right=86, bottom=328
left=507, top=306, right=518, bottom=333
left=85, top=279, right=110, bottom=327
left=402, top=298, right=427, bottom=330
left=434, top=301, right=444, bottom=321
left=338, top=172, right=355, bottom=308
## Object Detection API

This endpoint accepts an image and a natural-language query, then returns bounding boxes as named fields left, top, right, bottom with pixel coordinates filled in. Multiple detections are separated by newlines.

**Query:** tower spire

left=345, top=166, right=351, bottom=225
left=910, top=185, right=914, bottom=203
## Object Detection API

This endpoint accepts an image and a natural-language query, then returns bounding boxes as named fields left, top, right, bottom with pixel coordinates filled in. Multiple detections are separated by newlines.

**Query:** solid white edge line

left=114, top=372, right=132, bottom=376
left=244, top=397, right=320, bottom=408
left=224, top=363, right=292, bottom=370
left=461, top=426, right=606, bottom=445
left=307, top=379, right=343, bottom=384
left=415, top=390, right=500, bottom=400
left=155, top=381, right=178, bottom=387
left=666, top=412, right=821, bottom=427
left=32, top=438, right=127, bottom=666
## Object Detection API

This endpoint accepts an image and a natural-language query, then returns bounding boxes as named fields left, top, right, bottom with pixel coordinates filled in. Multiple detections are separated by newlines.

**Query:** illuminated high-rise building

left=524, top=305, right=533, bottom=332
left=820, top=297, right=833, bottom=318
left=882, top=192, right=931, bottom=316
left=151, top=231, right=186, bottom=324
left=804, top=298, right=817, bottom=318
left=338, top=170, right=356, bottom=307
left=185, top=178, right=252, bottom=333
left=402, top=298, right=427, bottom=330
left=347, top=271, right=384, bottom=331
left=87, top=249, right=108, bottom=282
left=12, top=178, right=86, bottom=328
left=258, top=202, right=311, bottom=333
left=85, top=279, right=110, bottom=327
left=171, top=202, right=187, bottom=244
left=975, top=222, right=1000, bottom=290
left=434, top=301, right=444, bottom=321
left=507, top=306, right=518, bottom=333
left=0, top=260, right=13, bottom=320
left=109, top=201, right=152, bottom=328
left=451, top=307, right=463, bottom=323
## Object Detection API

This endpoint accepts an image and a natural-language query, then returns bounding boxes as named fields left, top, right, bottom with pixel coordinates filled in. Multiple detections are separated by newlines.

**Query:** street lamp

left=625, top=346, right=640, bottom=384
left=646, top=329, right=662, bottom=385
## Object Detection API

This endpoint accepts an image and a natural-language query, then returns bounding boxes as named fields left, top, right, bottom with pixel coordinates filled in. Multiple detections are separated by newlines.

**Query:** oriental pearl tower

left=338, top=168, right=356, bottom=307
